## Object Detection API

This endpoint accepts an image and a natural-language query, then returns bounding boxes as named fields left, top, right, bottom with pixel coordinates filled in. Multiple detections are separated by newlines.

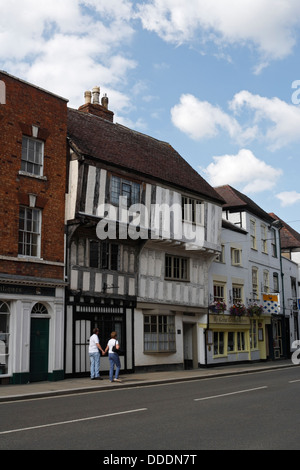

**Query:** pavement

left=0, top=359, right=298, bottom=403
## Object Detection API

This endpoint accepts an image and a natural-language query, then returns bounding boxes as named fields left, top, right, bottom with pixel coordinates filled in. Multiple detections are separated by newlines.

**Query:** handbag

left=112, top=340, right=119, bottom=354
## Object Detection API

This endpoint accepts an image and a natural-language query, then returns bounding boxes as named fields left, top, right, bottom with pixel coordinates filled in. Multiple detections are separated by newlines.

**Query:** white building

left=207, top=185, right=291, bottom=365
left=64, top=89, right=224, bottom=376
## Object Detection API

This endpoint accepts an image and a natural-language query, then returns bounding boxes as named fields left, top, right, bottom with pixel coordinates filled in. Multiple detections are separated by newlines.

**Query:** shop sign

left=0, top=283, right=55, bottom=297
left=210, top=314, right=249, bottom=325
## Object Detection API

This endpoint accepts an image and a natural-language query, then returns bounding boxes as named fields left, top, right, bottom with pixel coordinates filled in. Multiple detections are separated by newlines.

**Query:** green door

left=30, top=318, right=49, bottom=382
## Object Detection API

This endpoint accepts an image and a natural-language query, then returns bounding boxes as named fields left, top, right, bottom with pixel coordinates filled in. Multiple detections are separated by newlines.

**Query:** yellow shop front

left=205, top=314, right=268, bottom=365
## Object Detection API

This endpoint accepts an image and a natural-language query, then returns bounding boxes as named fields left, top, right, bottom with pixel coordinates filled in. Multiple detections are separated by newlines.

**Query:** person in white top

left=105, top=331, right=121, bottom=382
left=88, top=328, right=105, bottom=380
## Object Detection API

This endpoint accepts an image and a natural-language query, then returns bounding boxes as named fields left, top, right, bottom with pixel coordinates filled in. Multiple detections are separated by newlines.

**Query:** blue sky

left=1, top=0, right=300, bottom=231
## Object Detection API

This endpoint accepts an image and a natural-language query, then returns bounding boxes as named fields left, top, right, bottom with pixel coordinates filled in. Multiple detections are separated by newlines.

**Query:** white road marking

left=0, top=408, right=147, bottom=435
left=194, top=386, right=268, bottom=401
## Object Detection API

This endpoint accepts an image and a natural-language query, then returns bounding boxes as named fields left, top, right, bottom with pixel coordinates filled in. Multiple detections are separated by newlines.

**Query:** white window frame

left=263, top=270, right=269, bottom=293
left=232, top=284, right=243, bottom=304
left=21, top=136, right=44, bottom=176
left=215, top=244, right=225, bottom=263
left=18, top=206, right=42, bottom=258
left=144, top=314, right=176, bottom=352
left=250, top=219, right=257, bottom=250
left=252, top=267, right=259, bottom=300
left=213, top=282, right=226, bottom=303
left=231, top=248, right=242, bottom=266
left=271, top=228, right=278, bottom=257
left=261, top=224, right=267, bottom=253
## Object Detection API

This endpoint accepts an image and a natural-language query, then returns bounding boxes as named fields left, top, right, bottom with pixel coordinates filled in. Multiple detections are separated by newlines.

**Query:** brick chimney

left=78, top=86, right=114, bottom=122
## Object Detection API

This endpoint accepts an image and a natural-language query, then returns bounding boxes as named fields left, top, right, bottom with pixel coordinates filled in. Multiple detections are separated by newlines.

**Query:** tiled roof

left=214, top=185, right=274, bottom=223
left=67, top=108, right=224, bottom=204
left=269, top=213, right=300, bottom=249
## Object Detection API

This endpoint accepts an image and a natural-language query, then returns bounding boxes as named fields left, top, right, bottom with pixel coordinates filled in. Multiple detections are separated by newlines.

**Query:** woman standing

left=105, top=331, right=121, bottom=382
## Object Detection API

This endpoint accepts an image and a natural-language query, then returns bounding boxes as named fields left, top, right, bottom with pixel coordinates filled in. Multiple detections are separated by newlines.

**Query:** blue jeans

left=89, top=351, right=100, bottom=378
left=109, top=353, right=121, bottom=381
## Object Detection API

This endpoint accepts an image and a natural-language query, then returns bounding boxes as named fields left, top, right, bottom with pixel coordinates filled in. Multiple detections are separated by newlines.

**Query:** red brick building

left=0, top=71, right=68, bottom=384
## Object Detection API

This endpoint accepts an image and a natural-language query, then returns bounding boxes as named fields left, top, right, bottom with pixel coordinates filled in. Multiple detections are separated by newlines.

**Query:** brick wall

left=0, top=72, right=68, bottom=281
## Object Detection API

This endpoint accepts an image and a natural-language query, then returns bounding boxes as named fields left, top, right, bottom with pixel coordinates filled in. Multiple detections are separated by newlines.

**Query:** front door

left=183, top=323, right=197, bottom=369
left=30, top=318, right=49, bottom=382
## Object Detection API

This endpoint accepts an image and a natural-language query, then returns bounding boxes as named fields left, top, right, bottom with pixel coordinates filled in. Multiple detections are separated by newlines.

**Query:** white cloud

left=0, top=0, right=136, bottom=109
left=170, top=94, right=241, bottom=141
left=230, top=91, right=300, bottom=150
left=200, top=149, right=282, bottom=193
left=136, top=0, right=300, bottom=62
left=171, top=91, right=300, bottom=150
left=276, top=191, right=300, bottom=207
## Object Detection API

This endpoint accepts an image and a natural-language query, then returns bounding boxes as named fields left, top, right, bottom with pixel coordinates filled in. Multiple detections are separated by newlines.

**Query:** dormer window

left=21, top=136, right=44, bottom=176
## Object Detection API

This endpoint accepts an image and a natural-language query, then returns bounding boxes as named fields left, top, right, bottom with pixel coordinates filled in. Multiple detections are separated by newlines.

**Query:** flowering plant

left=229, top=303, right=247, bottom=317
left=209, top=300, right=227, bottom=313
left=247, top=303, right=264, bottom=317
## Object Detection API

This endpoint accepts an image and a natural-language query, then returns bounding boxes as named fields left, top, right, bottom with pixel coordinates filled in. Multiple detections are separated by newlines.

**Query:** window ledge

left=0, top=255, right=64, bottom=266
left=18, top=170, right=47, bottom=181
left=143, top=350, right=176, bottom=354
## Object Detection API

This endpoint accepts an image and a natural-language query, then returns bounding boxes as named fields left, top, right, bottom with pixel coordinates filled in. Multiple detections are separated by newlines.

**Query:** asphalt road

left=0, top=367, right=299, bottom=451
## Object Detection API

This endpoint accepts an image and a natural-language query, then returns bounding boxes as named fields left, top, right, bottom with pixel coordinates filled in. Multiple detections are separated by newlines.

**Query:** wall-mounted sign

left=0, top=284, right=55, bottom=297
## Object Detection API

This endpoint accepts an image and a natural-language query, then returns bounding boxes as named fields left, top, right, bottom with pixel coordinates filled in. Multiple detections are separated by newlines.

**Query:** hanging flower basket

left=209, top=301, right=227, bottom=314
left=229, top=303, right=247, bottom=317
left=247, top=303, right=264, bottom=317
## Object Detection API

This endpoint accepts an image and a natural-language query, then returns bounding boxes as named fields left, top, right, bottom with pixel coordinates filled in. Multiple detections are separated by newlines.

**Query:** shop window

left=18, top=206, right=41, bottom=257
left=0, top=302, right=10, bottom=375
left=250, top=320, right=258, bottom=349
left=21, top=136, right=44, bottom=176
left=227, top=332, right=235, bottom=352
left=237, top=331, right=245, bottom=351
left=144, top=314, right=175, bottom=352
left=213, top=331, right=224, bottom=355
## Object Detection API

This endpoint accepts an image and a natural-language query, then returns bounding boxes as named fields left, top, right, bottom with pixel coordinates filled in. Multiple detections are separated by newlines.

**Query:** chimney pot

left=101, top=93, right=109, bottom=109
left=92, top=86, right=100, bottom=104
left=84, top=91, right=92, bottom=104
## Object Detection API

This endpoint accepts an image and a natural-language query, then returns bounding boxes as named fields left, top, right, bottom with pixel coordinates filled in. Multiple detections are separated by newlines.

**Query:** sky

left=1, top=0, right=300, bottom=232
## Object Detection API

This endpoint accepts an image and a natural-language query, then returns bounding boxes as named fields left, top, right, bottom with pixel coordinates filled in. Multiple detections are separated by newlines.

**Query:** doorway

left=30, top=317, right=49, bottom=382
left=183, top=323, right=197, bottom=369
